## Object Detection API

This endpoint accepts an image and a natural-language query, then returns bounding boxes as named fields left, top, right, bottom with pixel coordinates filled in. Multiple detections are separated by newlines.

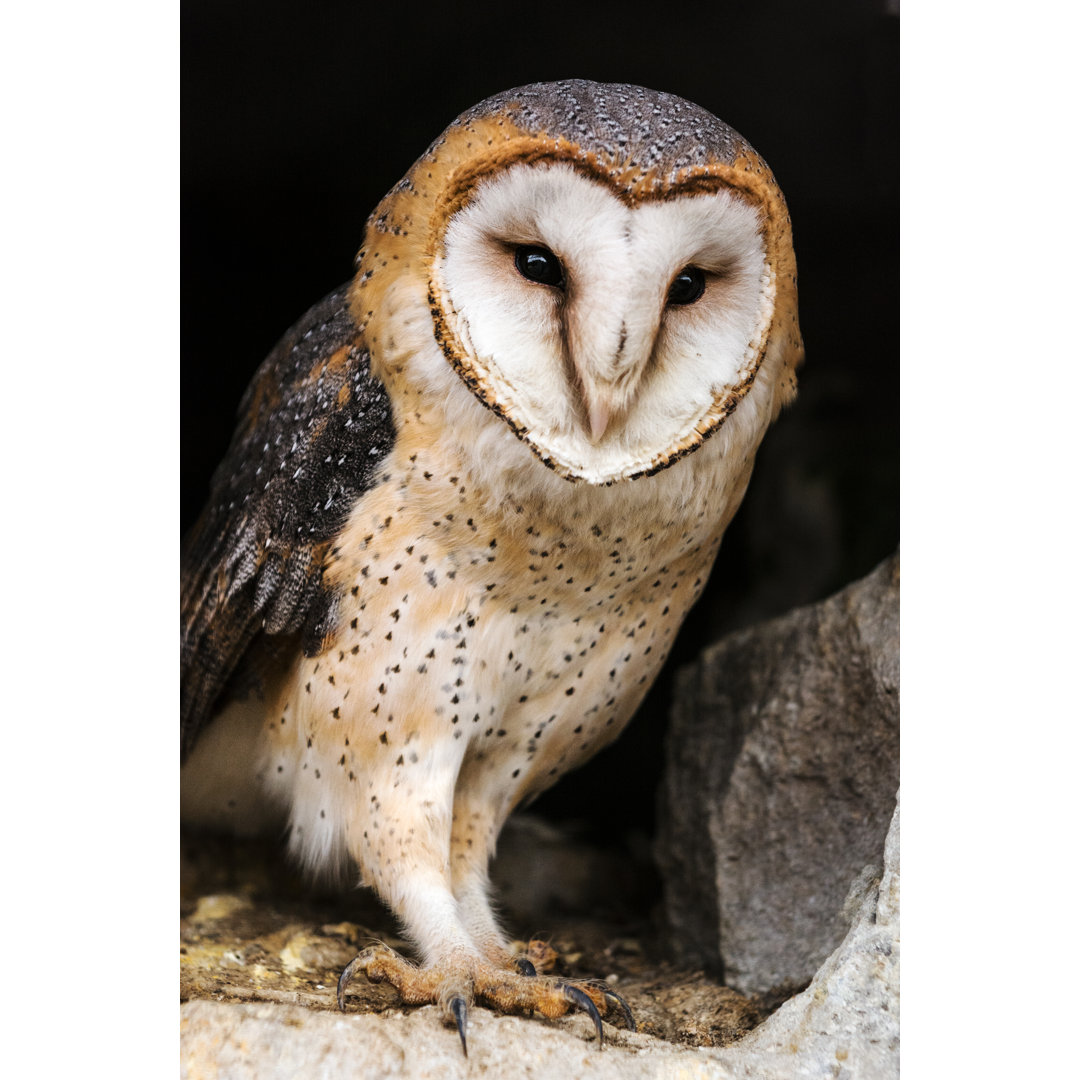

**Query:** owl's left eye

left=515, top=246, right=565, bottom=288
left=667, top=266, right=706, bottom=306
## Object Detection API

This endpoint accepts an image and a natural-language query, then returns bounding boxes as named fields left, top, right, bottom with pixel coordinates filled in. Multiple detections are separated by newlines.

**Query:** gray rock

left=729, top=798, right=900, bottom=1079
left=656, top=553, right=899, bottom=993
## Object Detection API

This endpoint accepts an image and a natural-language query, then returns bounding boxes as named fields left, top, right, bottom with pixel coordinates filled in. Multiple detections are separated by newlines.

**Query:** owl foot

left=336, top=943, right=634, bottom=1055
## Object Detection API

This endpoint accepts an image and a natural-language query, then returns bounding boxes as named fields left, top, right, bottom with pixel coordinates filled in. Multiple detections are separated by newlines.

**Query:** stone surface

left=656, top=553, right=899, bottom=993
left=180, top=823, right=786, bottom=1054
left=179, top=999, right=718, bottom=1080
left=731, top=799, right=900, bottom=1078
left=180, top=802, right=899, bottom=1079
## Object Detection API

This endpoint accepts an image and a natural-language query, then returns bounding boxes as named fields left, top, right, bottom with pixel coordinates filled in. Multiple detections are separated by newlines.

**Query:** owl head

left=351, top=80, right=802, bottom=486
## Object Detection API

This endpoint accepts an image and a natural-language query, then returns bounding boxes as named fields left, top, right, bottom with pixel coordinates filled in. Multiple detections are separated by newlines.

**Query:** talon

left=337, top=954, right=365, bottom=1011
left=337, top=944, right=394, bottom=1010
left=601, top=986, right=635, bottom=1032
left=449, top=995, right=469, bottom=1057
left=515, top=957, right=537, bottom=977
left=562, top=984, right=604, bottom=1047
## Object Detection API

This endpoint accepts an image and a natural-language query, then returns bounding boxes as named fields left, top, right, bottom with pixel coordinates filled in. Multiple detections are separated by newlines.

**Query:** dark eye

left=667, top=266, right=706, bottom=306
left=515, top=245, right=564, bottom=288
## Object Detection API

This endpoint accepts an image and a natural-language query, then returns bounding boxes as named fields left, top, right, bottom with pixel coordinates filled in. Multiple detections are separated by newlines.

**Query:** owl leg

left=446, top=818, right=558, bottom=977
left=337, top=756, right=495, bottom=1050
left=337, top=777, right=630, bottom=1052
left=336, top=859, right=613, bottom=1053
left=445, top=796, right=636, bottom=1041
left=447, top=807, right=561, bottom=974
left=448, top=800, right=515, bottom=968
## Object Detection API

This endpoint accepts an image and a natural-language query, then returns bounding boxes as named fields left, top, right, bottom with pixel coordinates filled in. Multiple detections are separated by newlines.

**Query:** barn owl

left=181, top=79, right=802, bottom=1051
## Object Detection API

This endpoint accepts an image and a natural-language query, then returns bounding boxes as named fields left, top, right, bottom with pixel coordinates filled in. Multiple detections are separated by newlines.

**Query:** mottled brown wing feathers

left=181, top=285, right=396, bottom=759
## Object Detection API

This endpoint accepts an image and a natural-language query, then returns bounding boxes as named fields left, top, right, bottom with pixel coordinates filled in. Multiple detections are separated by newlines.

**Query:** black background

left=182, top=0, right=898, bottom=842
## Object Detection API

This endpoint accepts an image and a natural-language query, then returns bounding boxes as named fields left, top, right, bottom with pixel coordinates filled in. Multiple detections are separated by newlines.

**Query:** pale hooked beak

left=574, top=350, right=647, bottom=446
left=586, top=397, right=611, bottom=444
left=569, top=284, right=662, bottom=446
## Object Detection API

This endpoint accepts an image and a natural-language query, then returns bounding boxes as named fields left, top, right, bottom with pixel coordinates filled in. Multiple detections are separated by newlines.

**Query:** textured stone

left=729, top=799, right=900, bottom=1079
left=180, top=1000, right=708, bottom=1080
left=180, top=823, right=782, bottom=1053
left=180, top=803, right=898, bottom=1078
left=656, top=554, right=899, bottom=992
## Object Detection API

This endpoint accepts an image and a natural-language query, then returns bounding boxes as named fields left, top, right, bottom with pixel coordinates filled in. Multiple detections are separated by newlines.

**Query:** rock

left=179, top=998, right=724, bottom=1080
left=728, top=799, right=900, bottom=1079
left=180, top=803, right=899, bottom=1078
left=656, top=553, right=899, bottom=993
left=179, top=825, right=780, bottom=1060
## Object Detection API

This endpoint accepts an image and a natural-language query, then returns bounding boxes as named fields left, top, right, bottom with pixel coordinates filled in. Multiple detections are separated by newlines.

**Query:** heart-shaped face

left=430, top=157, right=775, bottom=484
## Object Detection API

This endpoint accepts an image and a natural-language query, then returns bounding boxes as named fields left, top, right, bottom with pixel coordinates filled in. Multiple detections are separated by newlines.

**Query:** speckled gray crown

left=453, top=80, right=754, bottom=183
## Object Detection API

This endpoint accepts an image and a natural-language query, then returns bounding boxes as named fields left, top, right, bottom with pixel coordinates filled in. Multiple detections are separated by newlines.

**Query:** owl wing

left=181, top=284, right=397, bottom=759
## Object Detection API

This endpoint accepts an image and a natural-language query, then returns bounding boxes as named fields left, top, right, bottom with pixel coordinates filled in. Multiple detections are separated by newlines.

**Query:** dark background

left=182, top=1, right=898, bottom=844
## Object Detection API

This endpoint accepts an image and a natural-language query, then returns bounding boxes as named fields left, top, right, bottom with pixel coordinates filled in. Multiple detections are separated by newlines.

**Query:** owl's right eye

left=514, top=246, right=565, bottom=288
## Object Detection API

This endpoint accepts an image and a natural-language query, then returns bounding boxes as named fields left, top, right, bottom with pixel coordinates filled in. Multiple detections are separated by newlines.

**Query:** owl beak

left=575, top=358, right=645, bottom=445
left=586, top=397, right=611, bottom=444
left=574, top=372, right=617, bottom=444
left=570, top=294, right=659, bottom=444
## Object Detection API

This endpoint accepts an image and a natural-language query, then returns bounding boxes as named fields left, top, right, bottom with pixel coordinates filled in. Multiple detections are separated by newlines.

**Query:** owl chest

left=270, top=468, right=720, bottom=815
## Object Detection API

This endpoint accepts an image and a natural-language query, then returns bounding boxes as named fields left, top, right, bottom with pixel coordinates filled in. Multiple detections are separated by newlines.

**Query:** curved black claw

left=601, top=986, right=636, bottom=1033
left=449, top=995, right=469, bottom=1057
left=336, top=955, right=364, bottom=1012
left=562, top=984, right=604, bottom=1047
left=515, top=957, right=537, bottom=977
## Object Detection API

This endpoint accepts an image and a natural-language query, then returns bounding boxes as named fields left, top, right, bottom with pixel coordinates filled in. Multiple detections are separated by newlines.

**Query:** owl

left=181, top=80, right=802, bottom=1051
